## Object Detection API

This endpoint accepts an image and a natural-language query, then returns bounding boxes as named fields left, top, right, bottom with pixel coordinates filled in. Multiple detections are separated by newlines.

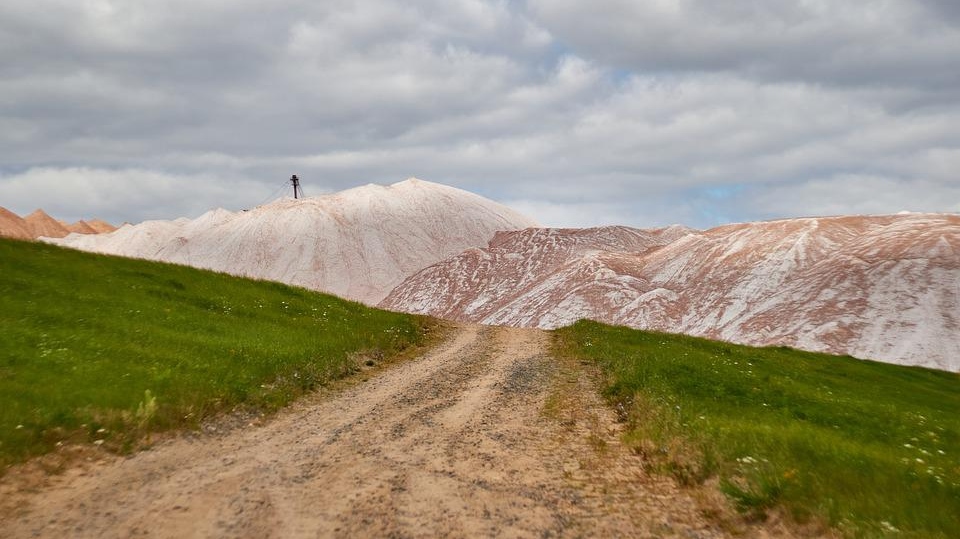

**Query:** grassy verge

left=0, top=238, right=436, bottom=469
left=555, top=320, right=960, bottom=538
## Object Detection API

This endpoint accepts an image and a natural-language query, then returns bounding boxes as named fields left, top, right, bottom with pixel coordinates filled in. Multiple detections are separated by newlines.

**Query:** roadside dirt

left=2, top=325, right=743, bottom=538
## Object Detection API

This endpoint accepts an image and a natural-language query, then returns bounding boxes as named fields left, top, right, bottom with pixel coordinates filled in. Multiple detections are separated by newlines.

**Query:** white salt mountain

left=382, top=214, right=960, bottom=371
left=48, top=178, right=539, bottom=304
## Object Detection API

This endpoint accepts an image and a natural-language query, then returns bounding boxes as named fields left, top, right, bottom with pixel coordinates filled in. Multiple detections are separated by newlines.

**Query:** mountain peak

left=0, top=206, right=32, bottom=239
left=49, top=179, right=538, bottom=305
left=26, top=208, right=54, bottom=220
left=0, top=208, right=116, bottom=239
left=24, top=209, right=69, bottom=238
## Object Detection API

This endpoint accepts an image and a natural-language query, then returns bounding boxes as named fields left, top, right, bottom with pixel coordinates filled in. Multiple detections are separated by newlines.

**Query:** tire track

left=3, top=325, right=735, bottom=538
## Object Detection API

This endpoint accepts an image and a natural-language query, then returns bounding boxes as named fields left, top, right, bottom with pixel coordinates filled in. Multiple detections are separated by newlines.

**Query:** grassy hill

left=0, top=238, right=435, bottom=469
left=556, top=320, right=960, bottom=538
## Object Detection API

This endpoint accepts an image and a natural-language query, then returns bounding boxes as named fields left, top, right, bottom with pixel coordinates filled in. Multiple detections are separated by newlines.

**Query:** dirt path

left=2, top=325, right=731, bottom=538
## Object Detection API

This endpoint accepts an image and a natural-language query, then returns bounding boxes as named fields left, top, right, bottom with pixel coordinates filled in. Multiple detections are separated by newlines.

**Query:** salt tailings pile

left=47, top=178, right=539, bottom=304
left=0, top=207, right=117, bottom=239
left=0, top=207, right=33, bottom=239
left=382, top=214, right=960, bottom=371
left=42, top=179, right=959, bottom=371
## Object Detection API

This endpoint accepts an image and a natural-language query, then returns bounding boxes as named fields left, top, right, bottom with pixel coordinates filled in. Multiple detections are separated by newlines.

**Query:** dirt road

left=2, top=325, right=729, bottom=538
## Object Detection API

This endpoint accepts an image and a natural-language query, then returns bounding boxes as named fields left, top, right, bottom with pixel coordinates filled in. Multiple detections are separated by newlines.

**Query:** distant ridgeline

left=384, top=213, right=960, bottom=372
left=0, top=207, right=116, bottom=240
left=28, top=177, right=960, bottom=372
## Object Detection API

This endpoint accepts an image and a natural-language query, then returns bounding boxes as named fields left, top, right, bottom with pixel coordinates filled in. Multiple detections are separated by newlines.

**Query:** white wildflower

left=880, top=521, right=900, bottom=533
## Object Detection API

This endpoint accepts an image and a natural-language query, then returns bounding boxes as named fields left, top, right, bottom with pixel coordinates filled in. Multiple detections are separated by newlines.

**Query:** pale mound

left=48, top=178, right=539, bottom=304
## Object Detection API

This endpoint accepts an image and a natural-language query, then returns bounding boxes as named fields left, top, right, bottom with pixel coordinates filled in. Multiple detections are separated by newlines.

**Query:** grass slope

left=0, top=238, right=433, bottom=468
left=556, top=320, right=960, bottom=538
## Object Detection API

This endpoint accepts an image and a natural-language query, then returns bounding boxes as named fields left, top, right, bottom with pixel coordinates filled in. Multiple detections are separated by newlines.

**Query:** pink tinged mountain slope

left=381, top=214, right=960, bottom=371
left=85, top=219, right=118, bottom=234
left=380, top=225, right=694, bottom=326
left=24, top=209, right=71, bottom=238
left=0, top=207, right=32, bottom=239
left=0, top=207, right=117, bottom=239
left=47, top=179, right=539, bottom=305
left=61, top=220, right=98, bottom=235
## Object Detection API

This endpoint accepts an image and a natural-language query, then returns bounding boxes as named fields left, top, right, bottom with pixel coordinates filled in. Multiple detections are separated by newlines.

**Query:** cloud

left=746, top=175, right=960, bottom=219
left=0, top=1, right=957, bottom=230
left=528, top=1, right=960, bottom=95
left=0, top=167, right=272, bottom=224
left=0, top=0, right=555, bottom=161
left=505, top=197, right=709, bottom=230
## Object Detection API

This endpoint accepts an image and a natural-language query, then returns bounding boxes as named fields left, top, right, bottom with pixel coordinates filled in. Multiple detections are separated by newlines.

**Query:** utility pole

left=291, top=174, right=302, bottom=199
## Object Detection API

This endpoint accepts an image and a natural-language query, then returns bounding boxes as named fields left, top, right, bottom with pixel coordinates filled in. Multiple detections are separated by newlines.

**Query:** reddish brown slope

left=61, top=220, right=97, bottom=234
left=382, top=214, right=960, bottom=371
left=380, top=225, right=691, bottom=324
left=0, top=207, right=32, bottom=239
left=86, top=219, right=118, bottom=234
left=23, top=209, right=71, bottom=238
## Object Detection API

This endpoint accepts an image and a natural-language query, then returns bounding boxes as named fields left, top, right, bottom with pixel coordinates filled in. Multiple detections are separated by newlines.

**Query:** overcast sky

left=1, top=0, right=959, bottom=229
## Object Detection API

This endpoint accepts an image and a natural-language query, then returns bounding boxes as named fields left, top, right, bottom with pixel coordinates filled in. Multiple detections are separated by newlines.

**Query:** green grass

left=555, top=320, right=960, bottom=538
left=0, top=238, right=435, bottom=468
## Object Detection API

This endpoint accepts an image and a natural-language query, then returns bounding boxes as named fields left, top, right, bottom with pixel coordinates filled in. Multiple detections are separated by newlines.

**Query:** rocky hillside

left=48, top=179, right=538, bottom=304
left=382, top=213, right=960, bottom=371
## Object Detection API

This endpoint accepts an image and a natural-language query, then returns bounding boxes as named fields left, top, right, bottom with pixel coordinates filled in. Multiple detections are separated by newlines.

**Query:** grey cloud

left=0, top=167, right=272, bottom=224
left=919, top=0, right=960, bottom=23
left=0, top=0, right=553, bottom=162
left=746, top=175, right=960, bottom=220
left=0, top=1, right=957, bottom=230
left=528, top=0, right=960, bottom=95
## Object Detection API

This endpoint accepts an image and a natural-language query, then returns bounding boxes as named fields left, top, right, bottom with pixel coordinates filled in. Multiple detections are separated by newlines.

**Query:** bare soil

left=1, top=325, right=761, bottom=538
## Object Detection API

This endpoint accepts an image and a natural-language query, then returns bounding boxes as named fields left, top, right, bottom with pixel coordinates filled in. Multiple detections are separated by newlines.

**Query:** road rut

left=3, top=325, right=729, bottom=538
